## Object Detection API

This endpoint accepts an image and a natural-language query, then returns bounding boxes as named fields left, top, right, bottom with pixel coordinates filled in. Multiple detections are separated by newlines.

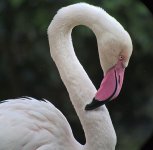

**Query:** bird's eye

left=119, top=55, right=124, bottom=60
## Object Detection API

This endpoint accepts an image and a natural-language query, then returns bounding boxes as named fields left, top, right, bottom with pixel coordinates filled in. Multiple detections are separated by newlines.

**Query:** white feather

left=0, top=3, right=132, bottom=150
left=0, top=98, right=80, bottom=150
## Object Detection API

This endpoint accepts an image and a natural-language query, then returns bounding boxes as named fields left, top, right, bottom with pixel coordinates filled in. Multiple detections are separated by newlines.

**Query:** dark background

left=0, top=0, right=153, bottom=149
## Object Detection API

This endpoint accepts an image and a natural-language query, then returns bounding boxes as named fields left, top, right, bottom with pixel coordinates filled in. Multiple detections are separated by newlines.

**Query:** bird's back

left=0, top=97, right=81, bottom=150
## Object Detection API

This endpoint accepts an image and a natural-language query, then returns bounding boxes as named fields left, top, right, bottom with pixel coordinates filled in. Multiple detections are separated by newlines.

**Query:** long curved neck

left=48, top=3, right=116, bottom=150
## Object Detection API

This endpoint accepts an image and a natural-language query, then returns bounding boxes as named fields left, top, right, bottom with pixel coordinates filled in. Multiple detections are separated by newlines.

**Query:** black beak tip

left=85, top=98, right=107, bottom=111
left=85, top=104, right=93, bottom=110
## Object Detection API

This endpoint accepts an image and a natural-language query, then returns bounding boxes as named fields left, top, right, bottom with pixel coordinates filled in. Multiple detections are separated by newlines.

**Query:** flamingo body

left=0, top=98, right=81, bottom=150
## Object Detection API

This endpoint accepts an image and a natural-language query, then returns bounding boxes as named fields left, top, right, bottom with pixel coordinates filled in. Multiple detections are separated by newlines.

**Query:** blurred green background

left=0, top=0, right=153, bottom=149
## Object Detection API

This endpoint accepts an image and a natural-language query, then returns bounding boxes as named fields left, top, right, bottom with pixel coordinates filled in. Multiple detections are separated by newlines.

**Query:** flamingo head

left=85, top=30, right=133, bottom=110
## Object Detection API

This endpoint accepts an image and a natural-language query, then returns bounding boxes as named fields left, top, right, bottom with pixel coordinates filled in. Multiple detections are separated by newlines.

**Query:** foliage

left=0, top=0, right=153, bottom=149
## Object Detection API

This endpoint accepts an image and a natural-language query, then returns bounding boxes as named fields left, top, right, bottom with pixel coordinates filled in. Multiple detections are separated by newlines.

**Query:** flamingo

left=0, top=3, right=132, bottom=150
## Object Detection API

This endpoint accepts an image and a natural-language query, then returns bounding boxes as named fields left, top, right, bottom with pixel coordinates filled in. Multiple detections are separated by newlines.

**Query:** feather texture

left=0, top=3, right=133, bottom=150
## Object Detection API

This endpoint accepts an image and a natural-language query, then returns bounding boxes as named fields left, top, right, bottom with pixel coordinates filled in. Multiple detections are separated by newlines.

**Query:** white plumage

left=0, top=3, right=132, bottom=150
left=0, top=98, right=80, bottom=150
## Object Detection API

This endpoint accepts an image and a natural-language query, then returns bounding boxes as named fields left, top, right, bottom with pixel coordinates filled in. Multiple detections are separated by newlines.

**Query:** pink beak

left=85, top=60, right=125, bottom=110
